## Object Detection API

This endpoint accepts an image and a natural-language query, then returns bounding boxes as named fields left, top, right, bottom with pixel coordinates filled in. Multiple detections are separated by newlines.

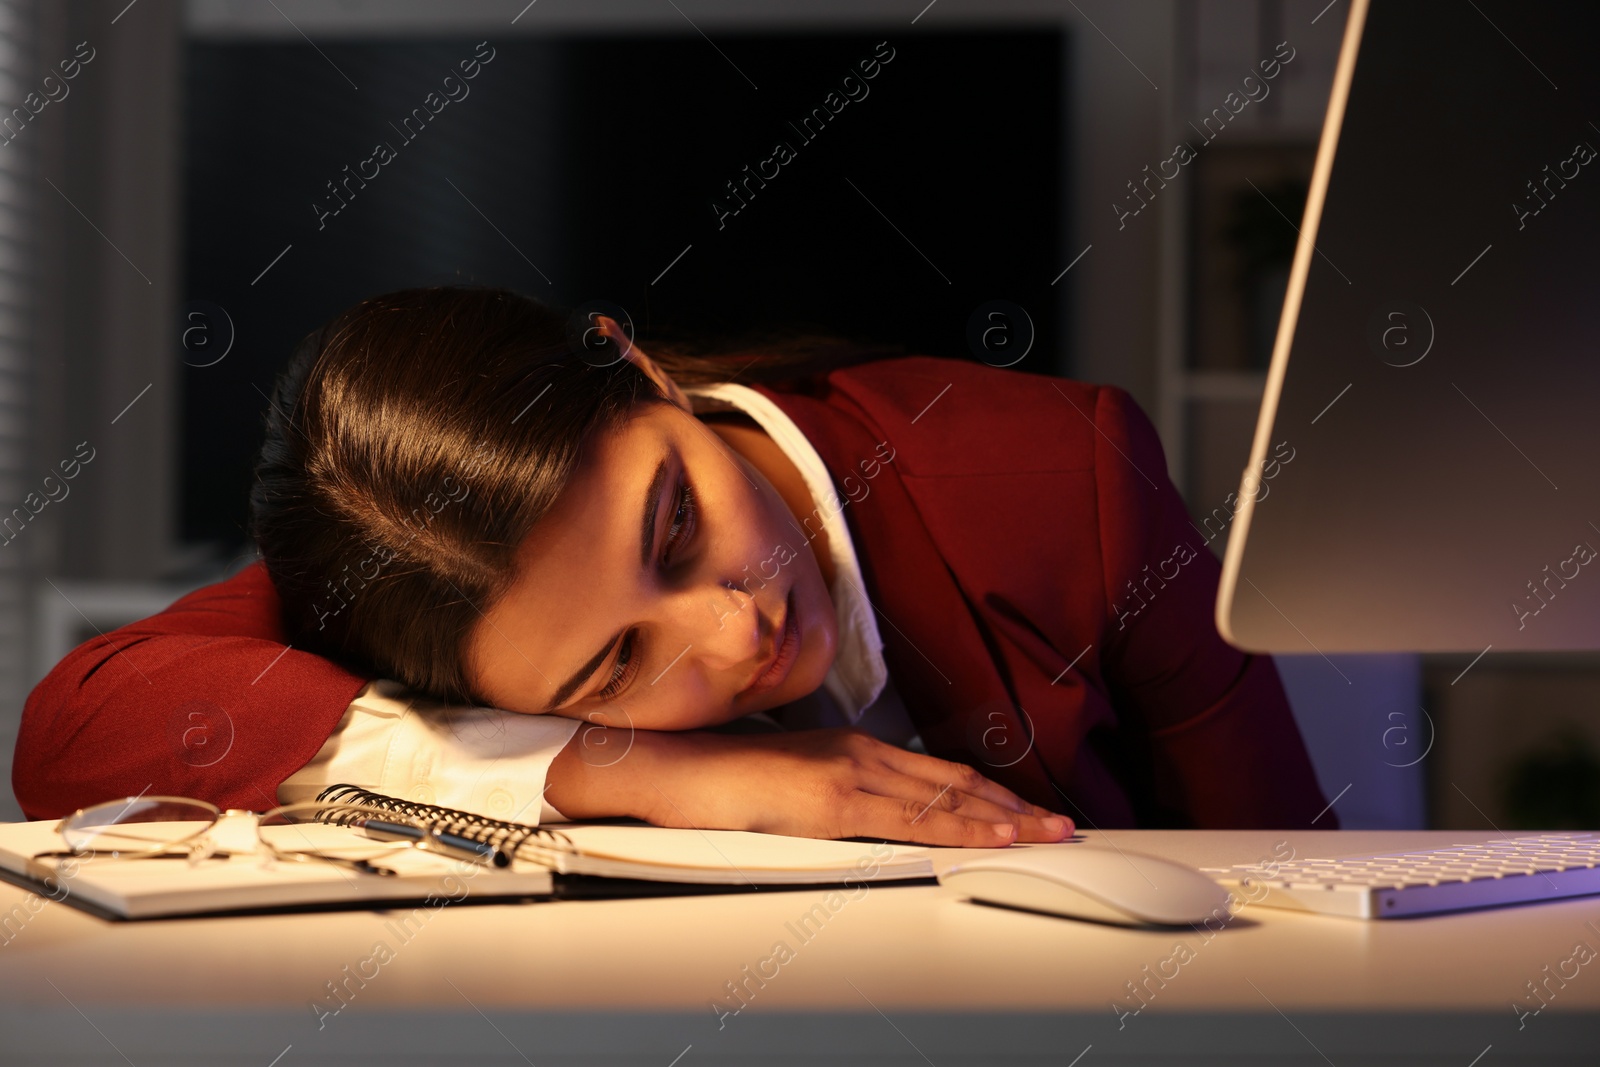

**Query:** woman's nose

left=683, top=581, right=761, bottom=671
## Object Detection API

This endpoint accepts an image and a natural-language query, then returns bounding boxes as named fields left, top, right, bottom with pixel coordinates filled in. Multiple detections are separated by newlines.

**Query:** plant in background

left=1223, top=176, right=1307, bottom=370
left=1503, top=726, right=1600, bottom=829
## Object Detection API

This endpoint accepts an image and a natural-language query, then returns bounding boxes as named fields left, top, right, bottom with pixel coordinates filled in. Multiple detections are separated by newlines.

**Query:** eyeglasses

left=26, top=795, right=504, bottom=881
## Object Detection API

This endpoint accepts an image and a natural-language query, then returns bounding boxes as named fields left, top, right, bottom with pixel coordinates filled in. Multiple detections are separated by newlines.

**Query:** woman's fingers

left=858, top=765, right=1072, bottom=843
left=629, top=727, right=1077, bottom=848
left=845, top=791, right=1025, bottom=848
left=875, top=744, right=1075, bottom=826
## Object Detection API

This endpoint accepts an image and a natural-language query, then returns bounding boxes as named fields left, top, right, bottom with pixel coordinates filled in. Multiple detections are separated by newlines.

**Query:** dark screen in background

left=180, top=30, right=1066, bottom=551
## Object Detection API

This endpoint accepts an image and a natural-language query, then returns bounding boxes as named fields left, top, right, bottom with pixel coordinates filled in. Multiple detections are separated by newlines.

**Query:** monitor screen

left=1218, top=0, right=1600, bottom=654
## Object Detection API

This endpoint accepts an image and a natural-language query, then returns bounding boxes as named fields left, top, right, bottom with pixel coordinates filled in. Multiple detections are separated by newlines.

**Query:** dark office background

left=180, top=31, right=1065, bottom=552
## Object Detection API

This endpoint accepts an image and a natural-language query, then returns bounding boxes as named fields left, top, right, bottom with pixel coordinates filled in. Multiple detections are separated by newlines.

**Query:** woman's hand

left=547, top=725, right=1074, bottom=847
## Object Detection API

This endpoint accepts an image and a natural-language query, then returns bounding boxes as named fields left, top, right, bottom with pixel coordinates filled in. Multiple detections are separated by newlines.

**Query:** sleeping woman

left=14, top=286, right=1335, bottom=843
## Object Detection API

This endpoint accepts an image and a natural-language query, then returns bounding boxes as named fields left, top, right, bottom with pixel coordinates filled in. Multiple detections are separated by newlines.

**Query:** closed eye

left=594, top=480, right=698, bottom=701
left=661, top=481, right=697, bottom=566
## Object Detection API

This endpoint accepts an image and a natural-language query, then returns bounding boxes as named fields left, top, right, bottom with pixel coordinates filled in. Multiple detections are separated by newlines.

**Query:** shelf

left=1182, top=369, right=1268, bottom=402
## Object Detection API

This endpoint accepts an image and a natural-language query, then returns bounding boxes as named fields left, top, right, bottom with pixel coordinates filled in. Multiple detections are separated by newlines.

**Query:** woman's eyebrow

left=538, top=452, right=671, bottom=713
left=541, top=628, right=623, bottom=713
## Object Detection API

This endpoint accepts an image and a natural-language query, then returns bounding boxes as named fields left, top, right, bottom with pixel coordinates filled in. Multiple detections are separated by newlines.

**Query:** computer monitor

left=1217, top=0, right=1600, bottom=655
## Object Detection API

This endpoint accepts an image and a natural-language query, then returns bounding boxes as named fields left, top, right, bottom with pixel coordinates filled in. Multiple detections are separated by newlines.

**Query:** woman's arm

left=14, top=563, right=369, bottom=819
left=546, top=725, right=1076, bottom=846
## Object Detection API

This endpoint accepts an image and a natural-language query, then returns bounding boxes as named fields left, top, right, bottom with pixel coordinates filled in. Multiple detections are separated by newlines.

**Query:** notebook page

left=0, top=819, right=553, bottom=919
left=538, top=825, right=932, bottom=885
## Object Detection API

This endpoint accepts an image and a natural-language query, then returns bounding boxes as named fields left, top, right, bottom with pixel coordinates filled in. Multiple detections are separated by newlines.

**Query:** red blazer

left=14, top=356, right=1334, bottom=828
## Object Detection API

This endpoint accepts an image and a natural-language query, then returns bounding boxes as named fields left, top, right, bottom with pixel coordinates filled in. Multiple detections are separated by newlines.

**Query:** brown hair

left=249, top=285, right=899, bottom=704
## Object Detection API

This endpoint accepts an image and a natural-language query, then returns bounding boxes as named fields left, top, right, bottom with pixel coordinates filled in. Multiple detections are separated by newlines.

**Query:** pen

left=361, top=819, right=511, bottom=868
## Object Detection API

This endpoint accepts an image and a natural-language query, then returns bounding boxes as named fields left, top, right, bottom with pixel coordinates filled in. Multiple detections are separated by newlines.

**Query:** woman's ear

left=596, top=315, right=692, bottom=413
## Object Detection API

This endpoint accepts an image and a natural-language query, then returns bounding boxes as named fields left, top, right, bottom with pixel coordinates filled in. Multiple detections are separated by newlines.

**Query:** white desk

left=0, top=829, right=1595, bottom=1065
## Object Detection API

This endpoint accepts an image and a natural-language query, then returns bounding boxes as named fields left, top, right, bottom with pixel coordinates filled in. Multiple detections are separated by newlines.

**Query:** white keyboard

left=1201, top=833, right=1600, bottom=919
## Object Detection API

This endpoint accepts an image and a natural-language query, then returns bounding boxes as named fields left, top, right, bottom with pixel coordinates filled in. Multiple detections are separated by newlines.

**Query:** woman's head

left=250, top=286, right=841, bottom=729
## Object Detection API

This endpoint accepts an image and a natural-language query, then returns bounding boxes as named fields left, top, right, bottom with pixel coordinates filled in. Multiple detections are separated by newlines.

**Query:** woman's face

left=465, top=396, right=840, bottom=731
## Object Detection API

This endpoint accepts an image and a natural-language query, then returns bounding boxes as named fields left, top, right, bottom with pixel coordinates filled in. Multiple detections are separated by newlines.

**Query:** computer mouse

left=939, top=845, right=1233, bottom=926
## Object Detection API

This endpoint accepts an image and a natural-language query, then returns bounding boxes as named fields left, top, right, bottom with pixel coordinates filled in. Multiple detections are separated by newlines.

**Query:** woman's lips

left=743, top=588, right=799, bottom=696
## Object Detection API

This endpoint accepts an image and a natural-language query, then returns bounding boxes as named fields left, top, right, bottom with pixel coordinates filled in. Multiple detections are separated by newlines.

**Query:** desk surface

left=1, top=829, right=1595, bottom=1065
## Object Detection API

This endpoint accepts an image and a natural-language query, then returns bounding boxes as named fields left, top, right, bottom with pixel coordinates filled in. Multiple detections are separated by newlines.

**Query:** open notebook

left=0, top=785, right=933, bottom=920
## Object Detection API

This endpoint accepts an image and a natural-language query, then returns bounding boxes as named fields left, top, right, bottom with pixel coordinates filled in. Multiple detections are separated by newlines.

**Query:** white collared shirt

left=280, top=383, right=919, bottom=822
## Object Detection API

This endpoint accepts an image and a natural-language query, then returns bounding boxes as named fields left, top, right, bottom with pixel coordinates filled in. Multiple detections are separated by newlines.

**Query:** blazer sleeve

left=13, top=562, right=369, bottom=820
left=1092, top=386, right=1337, bottom=830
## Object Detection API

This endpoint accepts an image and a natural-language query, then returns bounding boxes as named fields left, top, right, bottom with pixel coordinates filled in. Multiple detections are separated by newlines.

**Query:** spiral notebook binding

left=313, top=783, right=574, bottom=864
